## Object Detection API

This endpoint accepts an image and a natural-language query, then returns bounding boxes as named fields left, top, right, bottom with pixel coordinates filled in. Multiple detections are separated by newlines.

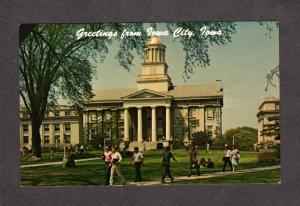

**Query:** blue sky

left=88, top=22, right=279, bottom=131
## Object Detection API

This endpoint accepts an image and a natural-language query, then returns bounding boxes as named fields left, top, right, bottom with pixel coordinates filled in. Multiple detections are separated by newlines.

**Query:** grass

left=21, top=149, right=279, bottom=186
left=175, top=169, right=280, bottom=184
left=21, top=150, right=100, bottom=165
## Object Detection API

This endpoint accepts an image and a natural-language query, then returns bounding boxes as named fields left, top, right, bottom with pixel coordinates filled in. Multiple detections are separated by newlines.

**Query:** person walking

left=222, top=144, right=233, bottom=172
left=161, top=146, right=177, bottom=183
left=130, top=147, right=144, bottom=182
left=101, top=146, right=112, bottom=186
left=231, top=144, right=240, bottom=172
left=110, top=146, right=126, bottom=185
left=188, top=145, right=200, bottom=177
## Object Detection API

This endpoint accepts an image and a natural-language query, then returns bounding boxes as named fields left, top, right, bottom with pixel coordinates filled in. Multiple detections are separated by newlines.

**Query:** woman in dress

left=231, top=144, right=240, bottom=172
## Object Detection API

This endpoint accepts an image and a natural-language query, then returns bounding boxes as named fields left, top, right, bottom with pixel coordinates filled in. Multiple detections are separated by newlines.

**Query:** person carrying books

left=110, top=146, right=126, bottom=185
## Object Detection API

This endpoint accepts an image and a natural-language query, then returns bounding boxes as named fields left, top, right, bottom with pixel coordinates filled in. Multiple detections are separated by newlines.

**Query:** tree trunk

left=31, top=115, right=42, bottom=158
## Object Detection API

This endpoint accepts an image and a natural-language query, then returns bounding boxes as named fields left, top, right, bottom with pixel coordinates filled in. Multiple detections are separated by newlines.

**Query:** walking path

left=126, top=165, right=280, bottom=186
left=21, top=157, right=99, bottom=168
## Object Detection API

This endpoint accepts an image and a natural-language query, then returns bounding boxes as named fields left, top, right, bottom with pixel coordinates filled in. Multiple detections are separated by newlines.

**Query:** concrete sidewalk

left=21, top=157, right=100, bottom=168
left=126, top=165, right=280, bottom=186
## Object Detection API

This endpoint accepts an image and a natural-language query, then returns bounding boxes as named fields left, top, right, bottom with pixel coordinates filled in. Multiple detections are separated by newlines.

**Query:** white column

left=49, top=124, right=55, bottom=145
left=166, top=106, right=171, bottom=141
left=151, top=107, right=157, bottom=142
left=159, top=49, right=161, bottom=62
left=28, top=124, right=32, bottom=147
left=20, top=125, right=24, bottom=147
left=60, top=123, right=65, bottom=144
left=137, top=107, right=143, bottom=142
left=124, top=108, right=129, bottom=141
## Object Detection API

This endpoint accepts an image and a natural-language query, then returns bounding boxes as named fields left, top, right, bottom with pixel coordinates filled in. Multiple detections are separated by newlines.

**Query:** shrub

left=191, top=131, right=209, bottom=147
left=157, top=143, right=164, bottom=150
left=73, top=151, right=97, bottom=159
left=121, top=150, right=133, bottom=158
left=210, top=138, right=227, bottom=150
left=172, top=140, right=184, bottom=149
left=257, top=151, right=280, bottom=164
left=208, top=127, right=258, bottom=151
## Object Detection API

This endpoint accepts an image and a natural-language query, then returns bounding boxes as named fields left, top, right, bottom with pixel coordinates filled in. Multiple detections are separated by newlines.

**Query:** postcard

left=19, top=21, right=280, bottom=186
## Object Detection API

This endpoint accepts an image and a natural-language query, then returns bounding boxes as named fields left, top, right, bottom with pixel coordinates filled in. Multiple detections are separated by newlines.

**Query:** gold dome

left=147, top=36, right=162, bottom=45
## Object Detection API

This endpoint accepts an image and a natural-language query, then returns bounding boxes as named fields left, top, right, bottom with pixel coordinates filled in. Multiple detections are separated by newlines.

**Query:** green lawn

left=21, top=150, right=100, bottom=165
left=175, top=169, right=280, bottom=184
left=21, top=149, right=279, bottom=186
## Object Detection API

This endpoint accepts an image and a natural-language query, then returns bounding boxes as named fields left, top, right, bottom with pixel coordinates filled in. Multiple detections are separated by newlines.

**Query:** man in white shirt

left=131, top=147, right=144, bottom=182
left=222, top=144, right=233, bottom=172
left=110, top=146, right=126, bottom=185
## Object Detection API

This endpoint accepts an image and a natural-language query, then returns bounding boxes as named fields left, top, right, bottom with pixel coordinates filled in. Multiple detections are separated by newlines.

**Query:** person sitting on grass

left=130, top=147, right=144, bottom=182
left=199, top=158, right=207, bottom=168
left=188, top=145, right=200, bottom=177
left=206, top=158, right=215, bottom=168
left=110, top=146, right=126, bottom=186
left=161, top=146, right=177, bottom=183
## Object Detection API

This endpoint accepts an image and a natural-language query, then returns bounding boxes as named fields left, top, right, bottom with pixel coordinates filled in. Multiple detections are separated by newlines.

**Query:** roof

left=91, top=88, right=137, bottom=101
left=147, top=36, right=162, bottom=45
left=168, top=83, right=223, bottom=99
left=90, top=83, right=222, bottom=102
left=258, top=96, right=280, bottom=109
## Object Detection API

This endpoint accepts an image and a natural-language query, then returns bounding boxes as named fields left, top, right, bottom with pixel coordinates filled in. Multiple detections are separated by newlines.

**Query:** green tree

left=19, top=22, right=236, bottom=157
left=222, top=127, right=258, bottom=150
left=191, top=131, right=210, bottom=147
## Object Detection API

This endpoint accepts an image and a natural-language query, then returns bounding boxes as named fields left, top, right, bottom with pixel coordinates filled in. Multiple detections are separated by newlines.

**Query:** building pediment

left=122, top=89, right=171, bottom=100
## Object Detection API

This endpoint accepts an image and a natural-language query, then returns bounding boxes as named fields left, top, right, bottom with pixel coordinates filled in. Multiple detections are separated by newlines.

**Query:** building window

left=65, top=123, right=71, bottom=132
left=44, top=124, right=49, bottom=132
left=65, top=111, right=71, bottom=116
left=44, top=136, right=49, bottom=144
left=45, top=112, right=49, bottom=117
left=23, top=113, right=29, bottom=118
left=23, top=136, right=29, bottom=144
left=65, top=135, right=71, bottom=144
left=275, top=104, right=280, bottom=111
left=54, top=111, right=60, bottom=117
left=54, top=124, right=60, bottom=131
left=215, top=109, right=220, bottom=121
left=55, top=135, right=60, bottom=143
left=207, top=126, right=213, bottom=137
left=90, top=112, right=97, bottom=122
left=207, top=110, right=214, bottom=120
left=23, top=125, right=28, bottom=132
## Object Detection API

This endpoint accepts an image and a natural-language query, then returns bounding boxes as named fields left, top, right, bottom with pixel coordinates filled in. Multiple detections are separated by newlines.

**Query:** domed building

left=83, top=37, right=223, bottom=150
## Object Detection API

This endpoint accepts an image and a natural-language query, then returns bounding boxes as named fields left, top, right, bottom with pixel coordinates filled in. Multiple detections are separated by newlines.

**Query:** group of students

left=102, top=146, right=144, bottom=185
left=101, top=145, right=180, bottom=185
left=101, top=143, right=241, bottom=185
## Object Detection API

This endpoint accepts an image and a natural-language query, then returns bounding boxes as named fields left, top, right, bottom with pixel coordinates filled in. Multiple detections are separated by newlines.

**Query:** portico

left=122, top=89, right=172, bottom=144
